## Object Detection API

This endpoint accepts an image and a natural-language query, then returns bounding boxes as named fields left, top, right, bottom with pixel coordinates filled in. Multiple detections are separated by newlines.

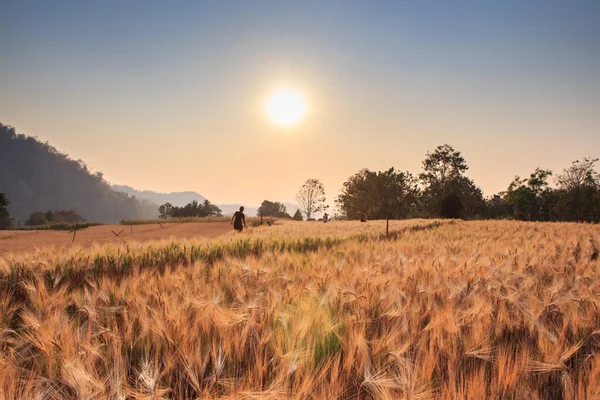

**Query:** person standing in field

left=231, top=206, right=247, bottom=232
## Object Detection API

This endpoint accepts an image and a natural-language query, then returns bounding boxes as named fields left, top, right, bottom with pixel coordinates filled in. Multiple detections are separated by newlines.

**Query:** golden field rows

left=0, top=220, right=599, bottom=399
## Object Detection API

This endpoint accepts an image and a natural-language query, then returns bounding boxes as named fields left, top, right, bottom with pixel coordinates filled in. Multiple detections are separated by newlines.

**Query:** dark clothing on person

left=233, top=211, right=245, bottom=231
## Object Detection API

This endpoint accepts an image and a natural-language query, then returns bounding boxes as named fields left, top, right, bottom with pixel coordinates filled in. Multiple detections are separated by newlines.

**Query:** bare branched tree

left=296, top=179, right=327, bottom=220
left=556, top=157, right=599, bottom=191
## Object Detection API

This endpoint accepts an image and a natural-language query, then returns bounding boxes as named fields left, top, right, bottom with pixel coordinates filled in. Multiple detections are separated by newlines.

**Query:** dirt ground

left=0, top=222, right=234, bottom=256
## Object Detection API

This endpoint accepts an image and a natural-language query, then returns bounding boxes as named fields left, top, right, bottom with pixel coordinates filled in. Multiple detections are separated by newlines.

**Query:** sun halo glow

left=265, top=89, right=307, bottom=127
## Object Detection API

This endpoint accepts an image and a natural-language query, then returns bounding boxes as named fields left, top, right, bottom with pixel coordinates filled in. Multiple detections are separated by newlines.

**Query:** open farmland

left=1, top=219, right=599, bottom=399
left=0, top=222, right=233, bottom=255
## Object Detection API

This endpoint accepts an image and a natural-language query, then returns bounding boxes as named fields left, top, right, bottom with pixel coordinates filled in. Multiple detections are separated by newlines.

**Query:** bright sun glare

left=265, top=89, right=307, bottom=127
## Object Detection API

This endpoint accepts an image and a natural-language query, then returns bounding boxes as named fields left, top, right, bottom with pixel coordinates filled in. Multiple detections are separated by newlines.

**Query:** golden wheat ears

left=0, top=220, right=599, bottom=399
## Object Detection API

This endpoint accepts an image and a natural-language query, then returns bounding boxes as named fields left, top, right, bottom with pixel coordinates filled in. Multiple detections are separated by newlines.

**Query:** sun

left=265, top=88, right=307, bottom=127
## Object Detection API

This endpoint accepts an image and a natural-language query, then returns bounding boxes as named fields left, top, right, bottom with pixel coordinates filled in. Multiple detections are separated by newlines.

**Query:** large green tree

left=555, top=158, right=600, bottom=222
left=420, top=144, right=468, bottom=189
left=505, top=168, right=555, bottom=221
left=335, top=169, right=370, bottom=219
left=336, top=167, right=419, bottom=236
left=419, top=144, right=484, bottom=218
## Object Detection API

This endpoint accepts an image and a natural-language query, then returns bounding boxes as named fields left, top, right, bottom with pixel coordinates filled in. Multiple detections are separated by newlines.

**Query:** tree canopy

left=257, top=200, right=291, bottom=218
left=158, top=200, right=222, bottom=219
left=554, top=158, right=600, bottom=222
left=420, top=144, right=469, bottom=189
left=505, top=169, right=554, bottom=221
left=25, top=210, right=85, bottom=226
left=292, top=209, right=303, bottom=221
left=337, top=167, right=419, bottom=235
left=335, top=144, right=599, bottom=223
left=419, top=144, right=484, bottom=218
left=336, top=168, right=419, bottom=220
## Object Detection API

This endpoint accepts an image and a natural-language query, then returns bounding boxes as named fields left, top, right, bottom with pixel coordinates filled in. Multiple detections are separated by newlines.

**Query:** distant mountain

left=0, top=122, right=300, bottom=225
left=0, top=123, right=157, bottom=224
left=111, top=186, right=299, bottom=218
left=112, top=185, right=206, bottom=208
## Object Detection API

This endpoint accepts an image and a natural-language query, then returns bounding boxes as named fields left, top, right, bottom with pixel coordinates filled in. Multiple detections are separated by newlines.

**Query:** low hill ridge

left=0, top=123, right=157, bottom=223
left=112, top=185, right=207, bottom=208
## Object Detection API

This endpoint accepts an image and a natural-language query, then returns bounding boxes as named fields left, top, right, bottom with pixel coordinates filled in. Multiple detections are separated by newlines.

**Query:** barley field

left=0, top=219, right=599, bottom=399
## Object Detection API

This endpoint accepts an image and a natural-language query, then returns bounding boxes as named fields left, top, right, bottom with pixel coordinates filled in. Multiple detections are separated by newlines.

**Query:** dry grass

left=0, top=222, right=234, bottom=256
left=0, top=219, right=599, bottom=399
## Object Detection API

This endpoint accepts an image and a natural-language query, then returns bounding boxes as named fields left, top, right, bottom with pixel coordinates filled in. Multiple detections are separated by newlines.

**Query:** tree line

left=158, top=200, right=222, bottom=218
left=0, top=199, right=95, bottom=229
left=256, top=200, right=303, bottom=221
left=290, top=144, right=599, bottom=225
left=155, top=145, right=599, bottom=225
left=25, top=210, right=86, bottom=226
left=2, top=133, right=598, bottom=230
left=336, top=144, right=600, bottom=223
left=156, top=199, right=305, bottom=222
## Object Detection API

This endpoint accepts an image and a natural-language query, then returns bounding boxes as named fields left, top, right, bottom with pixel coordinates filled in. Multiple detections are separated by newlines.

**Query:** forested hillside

left=112, top=185, right=206, bottom=207
left=0, top=123, right=157, bottom=224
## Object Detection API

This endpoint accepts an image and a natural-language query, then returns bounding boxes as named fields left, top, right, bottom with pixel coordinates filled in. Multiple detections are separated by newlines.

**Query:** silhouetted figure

left=231, top=206, right=246, bottom=232
left=360, top=213, right=367, bottom=222
left=323, top=213, right=329, bottom=223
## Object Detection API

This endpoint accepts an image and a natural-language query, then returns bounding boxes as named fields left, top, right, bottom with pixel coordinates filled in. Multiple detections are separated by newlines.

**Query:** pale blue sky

left=1, top=1, right=599, bottom=204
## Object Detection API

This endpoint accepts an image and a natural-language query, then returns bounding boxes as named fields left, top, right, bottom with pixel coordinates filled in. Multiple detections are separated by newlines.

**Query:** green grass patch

left=120, top=216, right=231, bottom=225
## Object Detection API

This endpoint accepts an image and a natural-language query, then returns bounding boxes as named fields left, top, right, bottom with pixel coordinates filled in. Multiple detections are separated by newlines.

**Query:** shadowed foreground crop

left=1, top=220, right=599, bottom=399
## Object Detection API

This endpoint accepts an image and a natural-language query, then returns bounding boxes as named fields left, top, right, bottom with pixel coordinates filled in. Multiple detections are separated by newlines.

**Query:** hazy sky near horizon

left=1, top=1, right=599, bottom=205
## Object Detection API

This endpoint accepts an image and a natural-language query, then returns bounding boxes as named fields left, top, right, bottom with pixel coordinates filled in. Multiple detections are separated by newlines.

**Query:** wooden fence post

left=111, top=229, right=124, bottom=237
